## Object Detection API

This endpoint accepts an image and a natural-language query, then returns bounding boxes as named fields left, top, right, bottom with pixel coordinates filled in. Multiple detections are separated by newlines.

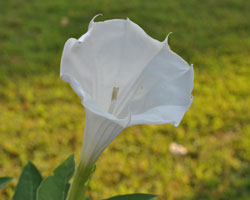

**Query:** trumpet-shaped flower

left=61, top=15, right=194, bottom=200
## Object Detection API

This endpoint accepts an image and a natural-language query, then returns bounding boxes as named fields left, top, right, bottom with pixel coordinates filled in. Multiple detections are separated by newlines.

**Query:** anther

left=108, top=87, right=119, bottom=114
left=111, top=87, right=119, bottom=101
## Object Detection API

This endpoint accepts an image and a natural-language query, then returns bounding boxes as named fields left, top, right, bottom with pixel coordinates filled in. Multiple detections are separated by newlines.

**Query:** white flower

left=60, top=15, right=194, bottom=167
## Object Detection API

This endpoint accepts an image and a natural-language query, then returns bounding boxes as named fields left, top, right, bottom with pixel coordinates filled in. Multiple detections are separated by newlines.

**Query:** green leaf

left=12, top=162, right=42, bottom=200
left=103, top=193, right=158, bottom=200
left=0, top=177, right=12, bottom=189
left=37, top=154, right=75, bottom=200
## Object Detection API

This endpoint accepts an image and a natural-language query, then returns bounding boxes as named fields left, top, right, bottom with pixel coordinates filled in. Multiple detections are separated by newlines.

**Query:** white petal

left=114, top=36, right=194, bottom=126
left=61, top=18, right=162, bottom=114
left=127, top=49, right=194, bottom=126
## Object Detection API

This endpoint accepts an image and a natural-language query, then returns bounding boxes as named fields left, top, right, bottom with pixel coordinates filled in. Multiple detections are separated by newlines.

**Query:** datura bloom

left=61, top=15, right=194, bottom=200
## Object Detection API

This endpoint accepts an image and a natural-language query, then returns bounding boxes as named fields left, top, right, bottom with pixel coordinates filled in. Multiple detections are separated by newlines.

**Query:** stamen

left=111, top=87, right=119, bottom=101
left=108, top=87, right=119, bottom=114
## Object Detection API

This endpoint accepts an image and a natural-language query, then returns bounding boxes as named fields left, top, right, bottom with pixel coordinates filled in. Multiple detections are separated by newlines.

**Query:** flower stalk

left=66, top=162, right=96, bottom=200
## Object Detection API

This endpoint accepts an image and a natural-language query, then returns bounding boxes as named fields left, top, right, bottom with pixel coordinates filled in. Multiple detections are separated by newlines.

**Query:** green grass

left=1, top=0, right=250, bottom=199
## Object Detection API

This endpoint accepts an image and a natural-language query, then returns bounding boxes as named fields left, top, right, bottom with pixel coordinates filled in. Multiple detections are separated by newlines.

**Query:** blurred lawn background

left=0, top=0, right=250, bottom=199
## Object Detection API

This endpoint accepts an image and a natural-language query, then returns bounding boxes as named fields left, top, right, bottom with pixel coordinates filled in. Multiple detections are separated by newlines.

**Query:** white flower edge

left=61, top=15, right=194, bottom=128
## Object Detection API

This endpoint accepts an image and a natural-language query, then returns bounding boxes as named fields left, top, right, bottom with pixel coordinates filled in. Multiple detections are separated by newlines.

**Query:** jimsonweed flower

left=61, top=15, right=194, bottom=200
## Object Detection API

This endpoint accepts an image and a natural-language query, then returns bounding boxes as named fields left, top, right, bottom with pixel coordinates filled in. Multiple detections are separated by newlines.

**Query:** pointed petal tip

left=163, top=32, right=173, bottom=44
left=125, top=17, right=132, bottom=25
left=88, top=14, right=103, bottom=29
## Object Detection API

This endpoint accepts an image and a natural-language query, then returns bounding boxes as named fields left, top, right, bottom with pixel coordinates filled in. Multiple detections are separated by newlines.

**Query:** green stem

left=66, top=161, right=95, bottom=200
